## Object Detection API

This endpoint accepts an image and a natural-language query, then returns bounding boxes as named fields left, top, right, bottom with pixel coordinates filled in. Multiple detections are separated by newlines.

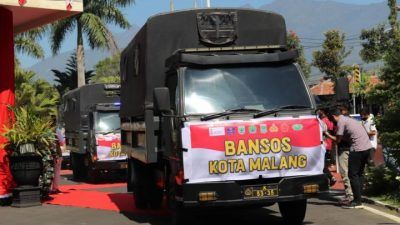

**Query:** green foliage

left=52, top=54, right=95, bottom=96
left=312, top=30, right=352, bottom=78
left=287, top=30, right=311, bottom=79
left=91, top=54, right=121, bottom=84
left=50, top=0, right=134, bottom=86
left=14, top=27, right=46, bottom=59
left=361, top=2, right=400, bottom=199
left=15, top=61, right=59, bottom=117
left=1, top=107, right=56, bottom=157
left=360, top=24, right=389, bottom=63
left=365, top=165, right=400, bottom=197
left=351, top=72, right=373, bottom=98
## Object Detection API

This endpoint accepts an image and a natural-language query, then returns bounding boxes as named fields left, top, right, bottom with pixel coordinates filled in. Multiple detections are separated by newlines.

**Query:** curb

left=362, top=197, right=400, bottom=215
left=323, top=190, right=400, bottom=216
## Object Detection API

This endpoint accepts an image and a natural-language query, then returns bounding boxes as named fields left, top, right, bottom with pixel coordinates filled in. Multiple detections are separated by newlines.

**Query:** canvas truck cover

left=120, top=8, right=287, bottom=117
left=62, top=84, right=120, bottom=131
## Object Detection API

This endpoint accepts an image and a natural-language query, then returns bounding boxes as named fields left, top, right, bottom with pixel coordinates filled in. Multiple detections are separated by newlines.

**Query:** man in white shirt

left=360, top=108, right=378, bottom=149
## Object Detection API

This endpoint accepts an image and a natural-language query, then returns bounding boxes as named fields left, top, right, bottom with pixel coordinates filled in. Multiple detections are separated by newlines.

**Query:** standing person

left=318, top=108, right=336, bottom=186
left=50, top=119, right=63, bottom=194
left=360, top=108, right=378, bottom=164
left=324, top=108, right=373, bottom=209
left=335, top=105, right=353, bottom=204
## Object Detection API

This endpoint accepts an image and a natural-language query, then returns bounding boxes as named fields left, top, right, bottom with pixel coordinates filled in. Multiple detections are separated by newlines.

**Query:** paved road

left=0, top=173, right=399, bottom=225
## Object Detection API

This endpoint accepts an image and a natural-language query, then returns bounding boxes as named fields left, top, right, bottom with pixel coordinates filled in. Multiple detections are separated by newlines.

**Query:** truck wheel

left=278, top=199, right=307, bottom=225
left=171, top=205, right=190, bottom=225
left=131, top=159, right=148, bottom=209
left=71, top=152, right=82, bottom=180
left=127, top=158, right=134, bottom=192
left=149, top=187, right=163, bottom=209
left=87, top=168, right=99, bottom=183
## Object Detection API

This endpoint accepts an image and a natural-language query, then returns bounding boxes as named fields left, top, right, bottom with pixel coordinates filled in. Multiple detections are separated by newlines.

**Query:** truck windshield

left=95, top=112, right=120, bottom=133
left=183, top=64, right=312, bottom=115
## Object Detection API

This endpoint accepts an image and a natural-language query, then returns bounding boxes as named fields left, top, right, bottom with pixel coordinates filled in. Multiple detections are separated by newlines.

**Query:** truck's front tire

left=71, top=152, right=86, bottom=180
left=278, top=199, right=307, bottom=225
left=131, top=159, right=148, bottom=209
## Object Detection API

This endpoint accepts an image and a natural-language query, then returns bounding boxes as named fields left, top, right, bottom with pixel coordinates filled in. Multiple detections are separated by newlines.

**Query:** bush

left=364, top=165, right=400, bottom=197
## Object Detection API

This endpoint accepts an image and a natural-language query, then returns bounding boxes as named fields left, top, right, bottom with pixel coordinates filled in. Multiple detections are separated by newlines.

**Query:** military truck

left=121, top=9, right=329, bottom=224
left=63, top=84, right=127, bottom=181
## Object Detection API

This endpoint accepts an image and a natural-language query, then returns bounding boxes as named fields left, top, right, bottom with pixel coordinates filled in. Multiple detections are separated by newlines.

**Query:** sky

left=18, top=0, right=386, bottom=69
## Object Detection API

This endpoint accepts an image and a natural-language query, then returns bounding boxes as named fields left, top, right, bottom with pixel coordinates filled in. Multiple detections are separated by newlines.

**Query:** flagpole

left=206, top=0, right=211, bottom=8
left=170, top=0, right=175, bottom=12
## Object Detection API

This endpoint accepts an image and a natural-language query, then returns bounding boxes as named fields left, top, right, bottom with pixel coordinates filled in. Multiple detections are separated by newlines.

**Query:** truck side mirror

left=153, top=87, right=171, bottom=115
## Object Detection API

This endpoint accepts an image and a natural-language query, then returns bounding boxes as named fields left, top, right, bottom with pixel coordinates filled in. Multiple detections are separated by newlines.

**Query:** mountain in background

left=29, top=0, right=388, bottom=83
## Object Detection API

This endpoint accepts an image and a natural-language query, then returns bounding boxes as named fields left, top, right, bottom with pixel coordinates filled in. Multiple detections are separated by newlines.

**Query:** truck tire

left=278, top=199, right=307, bottom=225
left=127, top=158, right=134, bottom=192
left=131, top=159, right=148, bottom=209
left=149, top=187, right=163, bottom=209
left=170, top=203, right=190, bottom=225
left=71, top=152, right=83, bottom=180
left=87, top=168, right=99, bottom=183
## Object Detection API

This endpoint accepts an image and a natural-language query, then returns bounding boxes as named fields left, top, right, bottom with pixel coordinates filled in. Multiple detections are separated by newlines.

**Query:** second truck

left=63, top=84, right=127, bottom=181
left=120, top=8, right=329, bottom=224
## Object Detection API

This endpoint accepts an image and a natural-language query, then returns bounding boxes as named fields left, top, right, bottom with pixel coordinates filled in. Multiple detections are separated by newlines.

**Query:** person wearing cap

left=324, top=108, right=373, bottom=209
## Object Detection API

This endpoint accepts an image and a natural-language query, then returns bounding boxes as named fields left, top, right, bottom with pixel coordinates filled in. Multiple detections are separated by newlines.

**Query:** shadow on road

left=62, top=172, right=126, bottom=184
left=117, top=206, right=315, bottom=225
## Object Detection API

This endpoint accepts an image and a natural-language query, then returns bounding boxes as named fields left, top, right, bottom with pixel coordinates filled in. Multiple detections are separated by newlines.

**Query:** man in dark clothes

left=324, top=108, right=373, bottom=209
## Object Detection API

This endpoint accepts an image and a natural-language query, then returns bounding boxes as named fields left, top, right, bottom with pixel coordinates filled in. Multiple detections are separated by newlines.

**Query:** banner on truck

left=96, top=133, right=126, bottom=161
left=182, top=116, right=325, bottom=184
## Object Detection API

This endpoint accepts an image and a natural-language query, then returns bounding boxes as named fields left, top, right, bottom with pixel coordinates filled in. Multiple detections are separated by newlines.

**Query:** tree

left=14, top=27, right=46, bottom=59
left=360, top=24, right=390, bottom=63
left=52, top=54, right=94, bottom=96
left=14, top=61, right=59, bottom=117
left=312, top=30, right=352, bottom=78
left=91, top=53, right=120, bottom=84
left=363, top=0, right=400, bottom=185
left=50, top=0, right=134, bottom=87
left=287, top=30, right=311, bottom=79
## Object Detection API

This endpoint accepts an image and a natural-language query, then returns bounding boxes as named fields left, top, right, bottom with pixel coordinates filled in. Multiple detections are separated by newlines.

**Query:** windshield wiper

left=98, top=127, right=121, bottom=135
left=253, top=105, right=311, bottom=119
left=201, top=108, right=262, bottom=121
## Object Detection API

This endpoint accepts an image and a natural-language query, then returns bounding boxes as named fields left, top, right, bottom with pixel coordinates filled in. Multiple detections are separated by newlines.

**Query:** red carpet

left=45, top=174, right=167, bottom=215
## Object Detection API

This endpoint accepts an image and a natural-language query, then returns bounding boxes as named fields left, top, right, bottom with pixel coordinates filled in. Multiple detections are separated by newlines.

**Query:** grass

left=371, top=195, right=400, bottom=208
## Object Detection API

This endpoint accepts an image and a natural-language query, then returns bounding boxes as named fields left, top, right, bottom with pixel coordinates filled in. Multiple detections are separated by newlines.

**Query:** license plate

left=120, top=163, right=128, bottom=169
left=243, top=184, right=279, bottom=199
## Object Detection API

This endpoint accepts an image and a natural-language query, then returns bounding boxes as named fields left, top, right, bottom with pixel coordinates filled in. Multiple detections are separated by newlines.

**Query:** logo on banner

left=269, top=124, right=279, bottom=132
left=249, top=125, right=257, bottom=134
left=292, top=124, right=304, bottom=131
left=226, top=127, right=235, bottom=135
left=281, top=123, right=289, bottom=132
left=260, top=124, right=268, bottom=134
left=238, top=126, right=246, bottom=135
left=209, top=127, right=225, bottom=136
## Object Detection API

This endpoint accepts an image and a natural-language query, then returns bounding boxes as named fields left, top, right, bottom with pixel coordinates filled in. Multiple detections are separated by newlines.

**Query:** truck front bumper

left=181, top=174, right=329, bottom=208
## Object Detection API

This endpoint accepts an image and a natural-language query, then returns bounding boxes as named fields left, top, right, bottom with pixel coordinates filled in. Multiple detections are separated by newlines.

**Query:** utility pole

left=170, top=0, right=174, bottom=12
left=205, top=0, right=211, bottom=8
left=194, top=0, right=198, bottom=8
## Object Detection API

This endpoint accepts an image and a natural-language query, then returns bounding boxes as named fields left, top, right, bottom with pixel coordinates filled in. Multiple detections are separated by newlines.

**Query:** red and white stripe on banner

left=66, top=0, right=73, bottom=10
left=181, top=116, right=326, bottom=184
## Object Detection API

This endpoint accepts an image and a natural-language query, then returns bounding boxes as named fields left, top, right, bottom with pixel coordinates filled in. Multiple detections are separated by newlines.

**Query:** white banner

left=182, top=116, right=325, bottom=184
